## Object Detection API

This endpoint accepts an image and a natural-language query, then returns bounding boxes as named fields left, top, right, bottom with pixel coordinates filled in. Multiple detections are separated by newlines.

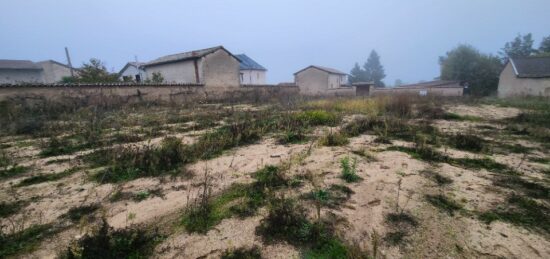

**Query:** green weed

left=425, top=194, right=463, bottom=216
left=340, top=157, right=361, bottom=183
left=17, top=167, right=81, bottom=187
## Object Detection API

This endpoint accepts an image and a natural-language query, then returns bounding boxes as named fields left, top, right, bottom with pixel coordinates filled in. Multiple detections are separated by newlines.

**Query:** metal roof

left=510, top=57, right=550, bottom=78
left=143, top=46, right=239, bottom=67
left=294, top=65, right=347, bottom=75
left=0, top=59, right=42, bottom=70
left=236, top=54, right=267, bottom=71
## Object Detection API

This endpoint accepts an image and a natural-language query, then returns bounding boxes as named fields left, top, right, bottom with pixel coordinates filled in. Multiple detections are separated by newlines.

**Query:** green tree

left=151, top=72, right=165, bottom=83
left=77, top=58, right=119, bottom=83
left=363, top=50, right=386, bottom=87
left=348, top=63, right=366, bottom=83
left=538, top=35, right=550, bottom=56
left=500, top=33, right=536, bottom=59
left=440, top=44, right=502, bottom=96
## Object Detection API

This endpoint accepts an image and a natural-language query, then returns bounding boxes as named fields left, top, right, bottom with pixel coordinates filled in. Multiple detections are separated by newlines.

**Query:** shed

left=294, top=65, right=354, bottom=96
left=498, top=57, right=550, bottom=97
left=236, top=54, right=267, bottom=85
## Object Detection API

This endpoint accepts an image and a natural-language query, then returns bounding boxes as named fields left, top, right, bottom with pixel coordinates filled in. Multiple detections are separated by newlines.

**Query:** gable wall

left=498, top=62, right=550, bottom=97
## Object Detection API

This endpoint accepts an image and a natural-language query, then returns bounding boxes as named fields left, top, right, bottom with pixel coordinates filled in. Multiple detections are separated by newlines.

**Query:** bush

left=0, top=224, right=57, bottom=257
left=221, top=246, right=262, bottom=259
left=319, top=132, right=349, bottom=147
left=61, top=204, right=100, bottom=223
left=340, top=157, right=361, bottom=183
left=62, top=219, right=162, bottom=259
left=294, top=110, right=339, bottom=127
left=448, top=133, right=485, bottom=152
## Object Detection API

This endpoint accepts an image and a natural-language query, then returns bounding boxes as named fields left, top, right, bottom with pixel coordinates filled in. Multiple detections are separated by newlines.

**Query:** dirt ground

left=1, top=101, right=549, bottom=259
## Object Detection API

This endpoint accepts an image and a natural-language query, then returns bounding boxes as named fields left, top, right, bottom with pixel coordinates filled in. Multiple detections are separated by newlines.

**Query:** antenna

left=65, top=47, right=74, bottom=77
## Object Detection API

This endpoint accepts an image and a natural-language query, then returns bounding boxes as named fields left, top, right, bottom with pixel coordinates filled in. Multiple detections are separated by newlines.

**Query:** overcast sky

left=1, top=0, right=549, bottom=84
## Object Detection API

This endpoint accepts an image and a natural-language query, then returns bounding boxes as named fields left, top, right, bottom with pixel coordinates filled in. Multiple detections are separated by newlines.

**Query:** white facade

left=0, top=69, right=43, bottom=84
left=240, top=70, right=266, bottom=85
left=119, top=64, right=146, bottom=82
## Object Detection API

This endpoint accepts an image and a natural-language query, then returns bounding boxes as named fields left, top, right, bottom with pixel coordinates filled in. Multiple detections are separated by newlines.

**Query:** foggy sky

left=1, top=0, right=549, bottom=85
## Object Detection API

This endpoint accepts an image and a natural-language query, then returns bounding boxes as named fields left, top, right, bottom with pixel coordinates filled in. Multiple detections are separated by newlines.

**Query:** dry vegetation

left=0, top=92, right=549, bottom=258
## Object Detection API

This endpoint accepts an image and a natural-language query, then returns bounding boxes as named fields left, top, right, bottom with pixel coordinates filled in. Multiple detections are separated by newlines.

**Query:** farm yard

left=0, top=93, right=549, bottom=259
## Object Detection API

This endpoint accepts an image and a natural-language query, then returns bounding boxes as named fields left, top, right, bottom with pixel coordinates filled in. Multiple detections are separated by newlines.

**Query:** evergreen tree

left=500, top=33, right=536, bottom=59
left=348, top=63, right=365, bottom=83
left=538, top=35, right=550, bottom=56
left=363, top=50, right=386, bottom=87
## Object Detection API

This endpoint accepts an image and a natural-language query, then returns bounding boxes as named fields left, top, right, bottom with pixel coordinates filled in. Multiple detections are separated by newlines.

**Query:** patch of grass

left=182, top=166, right=286, bottom=233
left=319, top=131, right=349, bottom=147
left=221, top=246, right=262, bottom=259
left=420, top=168, right=453, bottom=186
left=0, top=224, right=57, bottom=257
left=0, top=200, right=25, bottom=218
left=442, top=112, right=482, bottom=122
left=340, top=157, right=361, bottom=183
left=294, top=110, right=340, bottom=127
left=62, top=219, right=163, bottom=259
left=277, top=131, right=308, bottom=145
left=425, top=194, right=462, bottom=216
left=133, top=188, right=165, bottom=202
left=447, top=133, right=485, bottom=153
left=0, top=165, right=29, bottom=180
left=303, top=184, right=354, bottom=209
left=384, top=212, right=418, bottom=246
left=89, top=137, right=188, bottom=183
left=351, top=148, right=377, bottom=162
left=493, top=176, right=549, bottom=200
left=479, top=194, right=550, bottom=234
left=17, top=167, right=81, bottom=187
left=44, top=158, right=71, bottom=165
left=528, top=156, right=549, bottom=164
left=61, top=204, right=100, bottom=223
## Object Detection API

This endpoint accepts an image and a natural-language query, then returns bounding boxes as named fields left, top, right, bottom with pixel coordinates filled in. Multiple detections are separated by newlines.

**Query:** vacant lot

left=1, top=93, right=549, bottom=258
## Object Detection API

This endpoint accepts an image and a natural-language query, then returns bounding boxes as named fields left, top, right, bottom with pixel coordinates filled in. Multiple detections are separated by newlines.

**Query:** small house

left=294, top=65, right=354, bottom=96
left=119, top=62, right=145, bottom=82
left=0, top=59, right=73, bottom=84
left=498, top=57, right=550, bottom=97
left=236, top=54, right=267, bottom=85
left=142, top=46, right=241, bottom=89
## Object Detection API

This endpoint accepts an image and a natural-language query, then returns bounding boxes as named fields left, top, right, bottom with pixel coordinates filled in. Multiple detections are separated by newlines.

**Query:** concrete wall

left=328, top=74, right=345, bottom=89
left=240, top=70, right=266, bottom=85
left=144, top=60, right=198, bottom=84
left=0, top=69, right=43, bottom=84
left=498, top=62, right=550, bottom=97
left=201, top=49, right=240, bottom=89
left=370, top=86, right=463, bottom=97
left=37, top=61, right=73, bottom=84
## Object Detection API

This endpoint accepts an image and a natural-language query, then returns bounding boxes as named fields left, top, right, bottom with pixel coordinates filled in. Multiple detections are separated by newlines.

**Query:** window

left=135, top=74, right=141, bottom=82
left=240, top=73, right=244, bottom=83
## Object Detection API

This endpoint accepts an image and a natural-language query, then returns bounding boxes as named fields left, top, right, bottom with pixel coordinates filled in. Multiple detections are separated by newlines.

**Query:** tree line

left=349, top=33, right=550, bottom=96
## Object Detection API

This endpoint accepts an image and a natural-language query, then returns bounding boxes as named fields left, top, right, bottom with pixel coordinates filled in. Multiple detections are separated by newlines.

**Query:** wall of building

left=37, top=61, right=73, bottom=84
left=0, top=69, right=43, bottom=84
left=498, top=62, right=550, bottom=97
left=201, top=49, right=240, bottom=89
left=120, top=66, right=145, bottom=82
left=328, top=74, right=345, bottom=89
left=295, top=67, right=329, bottom=95
left=144, top=60, right=198, bottom=84
left=240, top=70, right=266, bottom=85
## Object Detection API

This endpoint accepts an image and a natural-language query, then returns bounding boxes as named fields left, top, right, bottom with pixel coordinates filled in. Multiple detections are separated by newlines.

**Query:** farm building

left=369, top=80, right=464, bottom=97
left=236, top=54, right=267, bottom=85
left=0, top=59, right=73, bottom=84
left=498, top=57, right=550, bottom=97
left=294, top=65, right=354, bottom=96
left=142, top=46, right=241, bottom=89
left=119, top=62, right=145, bottom=82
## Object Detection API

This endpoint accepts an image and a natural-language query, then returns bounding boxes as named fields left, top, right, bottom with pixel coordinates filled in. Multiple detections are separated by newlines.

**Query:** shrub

left=340, top=157, right=361, bottom=183
left=294, top=110, right=339, bottom=127
left=221, top=246, right=262, bottom=259
left=0, top=200, right=25, bottom=218
left=277, top=131, right=307, bottom=144
left=61, top=204, right=100, bottom=223
left=448, top=133, right=485, bottom=152
left=62, top=219, right=162, bottom=259
left=319, top=132, right=349, bottom=147
left=384, top=95, right=413, bottom=118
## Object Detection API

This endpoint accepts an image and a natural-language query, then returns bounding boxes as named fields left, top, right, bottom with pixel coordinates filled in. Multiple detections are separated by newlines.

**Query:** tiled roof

left=144, top=46, right=238, bottom=67
left=294, top=65, right=347, bottom=75
left=510, top=57, right=550, bottom=78
left=0, top=59, right=42, bottom=70
left=236, top=54, right=267, bottom=71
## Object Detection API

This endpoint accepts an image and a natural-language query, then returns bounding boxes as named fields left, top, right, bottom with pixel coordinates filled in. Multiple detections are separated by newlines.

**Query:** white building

left=142, top=46, right=241, bottom=89
left=235, top=54, right=267, bottom=85
left=119, top=62, right=145, bottom=82
left=0, top=59, right=73, bottom=84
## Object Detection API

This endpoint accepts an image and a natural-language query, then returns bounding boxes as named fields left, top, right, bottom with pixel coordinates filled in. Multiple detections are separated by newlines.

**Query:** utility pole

left=65, top=47, right=74, bottom=77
